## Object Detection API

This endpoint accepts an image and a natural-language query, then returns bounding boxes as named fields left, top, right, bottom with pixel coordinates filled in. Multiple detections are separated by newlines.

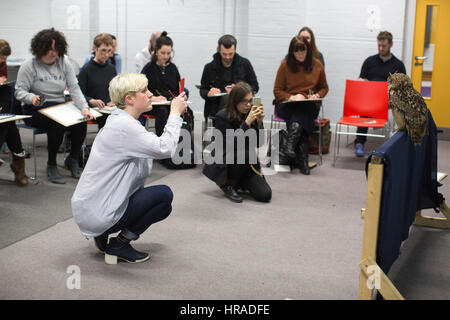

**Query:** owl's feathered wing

left=389, top=87, right=428, bottom=145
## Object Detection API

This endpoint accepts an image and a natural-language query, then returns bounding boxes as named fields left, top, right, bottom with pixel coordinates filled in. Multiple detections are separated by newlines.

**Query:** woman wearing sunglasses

left=273, top=35, right=328, bottom=175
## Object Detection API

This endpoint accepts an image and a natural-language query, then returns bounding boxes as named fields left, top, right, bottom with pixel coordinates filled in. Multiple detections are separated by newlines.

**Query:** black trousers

left=27, top=110, right=86, bottom=165
left=0, top=122, right=24, bottom=154
left=103, top=185, right=173, bottom=236
left=96, top=114, right=109, bottom=130
left=275, top=101, right=320, bottom=135
left=146, top=105, right=170, bottom=136
left=355, top=127, right=368, bottom=144
left=227, top=164, right=272, bottom=202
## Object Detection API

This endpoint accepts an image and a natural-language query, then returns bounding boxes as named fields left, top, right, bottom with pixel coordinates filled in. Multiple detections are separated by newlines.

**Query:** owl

left=387, top=73, right=429, bottom=146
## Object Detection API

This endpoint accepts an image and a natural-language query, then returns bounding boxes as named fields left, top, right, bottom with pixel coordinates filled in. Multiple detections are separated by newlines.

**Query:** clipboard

left=282, top=98, right=326, bottom=103
left=0, top=114, right=31, bottom=124
left=152, top=101, right=192, bottom=106
left=93, top=106, right=116, bottom=115
left=39, top=102, right=102, bottom=127
left=214, top=92, right=228, bottom=97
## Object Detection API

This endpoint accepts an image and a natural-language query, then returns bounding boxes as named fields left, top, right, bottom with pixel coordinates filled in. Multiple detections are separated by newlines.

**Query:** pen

left=168, top=90, right=176, bottom=99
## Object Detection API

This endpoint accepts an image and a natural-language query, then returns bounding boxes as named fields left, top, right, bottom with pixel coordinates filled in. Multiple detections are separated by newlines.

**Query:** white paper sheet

left=39, top=102, right=102, bottom=127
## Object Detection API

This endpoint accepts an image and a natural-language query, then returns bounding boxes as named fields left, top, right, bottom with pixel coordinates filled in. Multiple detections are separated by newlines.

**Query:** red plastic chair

left=333, top=80, right=389, bottom=166
left=141, top=113, right=156, bottom=131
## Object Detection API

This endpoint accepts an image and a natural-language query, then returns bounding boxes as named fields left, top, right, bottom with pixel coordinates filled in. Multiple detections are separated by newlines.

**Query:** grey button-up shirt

left=71, top=108, right=182, bottom=238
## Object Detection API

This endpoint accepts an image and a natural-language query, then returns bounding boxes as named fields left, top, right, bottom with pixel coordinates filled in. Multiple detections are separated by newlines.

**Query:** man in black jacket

left=200, top=35, right=259, bottom=123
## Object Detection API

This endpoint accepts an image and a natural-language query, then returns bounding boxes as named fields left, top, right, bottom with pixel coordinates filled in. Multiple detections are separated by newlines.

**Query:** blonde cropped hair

left=109, top=73, right=148, bottom=109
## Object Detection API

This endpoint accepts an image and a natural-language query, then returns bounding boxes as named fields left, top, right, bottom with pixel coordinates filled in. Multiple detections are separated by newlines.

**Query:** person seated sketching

left=135, top=30, right=161, bottom=73
left=355, top=31, right=406, bottom=157
left=273, top=35, right=328, bottom=175
left=15, top=28, right=95, bottom=184
left=71, top=73, right=187, bottom=264
left=203, top=82, right=271, bottom=203
left=0, top=39, right=11, bottom=85
left=83, top=34, right=122, bottom=74
left=200, top=34, right=259, bottom=123
left=141, top=31, right=183, bottom=137
left=0, top=82, right=29, bottom=186
left=78, top=33, right=117, bottom=129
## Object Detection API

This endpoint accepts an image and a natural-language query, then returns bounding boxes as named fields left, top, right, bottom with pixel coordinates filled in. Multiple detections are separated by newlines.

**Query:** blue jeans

left=104, top=185, right=173, bottom=236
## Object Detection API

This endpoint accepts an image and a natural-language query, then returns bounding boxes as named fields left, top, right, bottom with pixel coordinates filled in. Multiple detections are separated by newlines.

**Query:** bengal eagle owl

left=387, top=73, right=429, bottom=145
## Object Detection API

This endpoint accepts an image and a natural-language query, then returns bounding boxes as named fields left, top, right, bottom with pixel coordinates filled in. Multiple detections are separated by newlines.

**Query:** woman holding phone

left=203, top=81, right=271, bottom=203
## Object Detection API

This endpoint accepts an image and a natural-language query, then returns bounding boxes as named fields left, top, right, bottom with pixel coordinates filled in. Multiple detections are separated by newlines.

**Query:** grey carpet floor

left=0, top=130, right=449, bottom=300
left=0, top=126, right=176, bottom=248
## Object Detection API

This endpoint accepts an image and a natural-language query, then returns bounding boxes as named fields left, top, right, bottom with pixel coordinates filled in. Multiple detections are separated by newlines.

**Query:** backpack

left=160, top=106, right=197, bottom=169
left=308, top=118, right=331, bottom=154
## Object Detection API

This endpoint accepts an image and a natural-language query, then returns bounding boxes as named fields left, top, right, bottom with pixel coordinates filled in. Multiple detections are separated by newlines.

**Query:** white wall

left=0, top=0, right=414, bottom=124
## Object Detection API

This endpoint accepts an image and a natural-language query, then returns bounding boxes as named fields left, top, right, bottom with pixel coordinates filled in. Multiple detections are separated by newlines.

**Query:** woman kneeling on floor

left=71, top=73, right=187, bottom=264
left=203, top=81, right=272, bottom=203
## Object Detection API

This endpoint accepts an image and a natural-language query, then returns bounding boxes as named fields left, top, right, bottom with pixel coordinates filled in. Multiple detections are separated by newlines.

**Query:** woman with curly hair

left=15, top=28, right=95, bottom=184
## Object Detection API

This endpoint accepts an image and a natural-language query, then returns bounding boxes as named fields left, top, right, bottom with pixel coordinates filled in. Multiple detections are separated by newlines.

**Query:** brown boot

left=11, top=154, right=29, bottom=187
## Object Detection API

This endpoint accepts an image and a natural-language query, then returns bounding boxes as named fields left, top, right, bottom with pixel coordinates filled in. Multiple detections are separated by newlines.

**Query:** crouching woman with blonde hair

left=71, top=73, right=187, bottom=264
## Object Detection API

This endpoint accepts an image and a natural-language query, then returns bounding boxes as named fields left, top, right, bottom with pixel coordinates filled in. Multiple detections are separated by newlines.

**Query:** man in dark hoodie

left=199, top=34, right=259, bottom=123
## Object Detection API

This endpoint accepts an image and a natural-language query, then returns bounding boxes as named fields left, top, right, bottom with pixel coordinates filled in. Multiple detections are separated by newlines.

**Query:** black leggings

left=0, top=122, right=24, bottom=154
left=227, top=164, right=272, bottom=202
left=28, top=111, right=87, bottom=165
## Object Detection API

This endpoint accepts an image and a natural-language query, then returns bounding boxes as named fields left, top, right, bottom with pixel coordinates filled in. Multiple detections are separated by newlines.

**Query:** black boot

left=277, top=129, right=293, bottom=166
left=94, top=233, right=109, bottom=253
left=104, top=230, right=150, bottom=264
left=64, top=156, right=81, bottom=179
left=295, top=143, right=310, bottom=175
left=285, top=122, right=302, bottom=158
left=220, top=185, right=243, bottom=203
left=278, top=151, right=292, bottom=166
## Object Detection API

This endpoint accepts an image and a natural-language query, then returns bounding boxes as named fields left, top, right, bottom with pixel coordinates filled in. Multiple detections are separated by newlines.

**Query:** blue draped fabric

left=365, top=111, right=443, bottom=274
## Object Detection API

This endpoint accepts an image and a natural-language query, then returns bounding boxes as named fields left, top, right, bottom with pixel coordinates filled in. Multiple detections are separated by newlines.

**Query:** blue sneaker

left=355, top=143, right=366, bottom=157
